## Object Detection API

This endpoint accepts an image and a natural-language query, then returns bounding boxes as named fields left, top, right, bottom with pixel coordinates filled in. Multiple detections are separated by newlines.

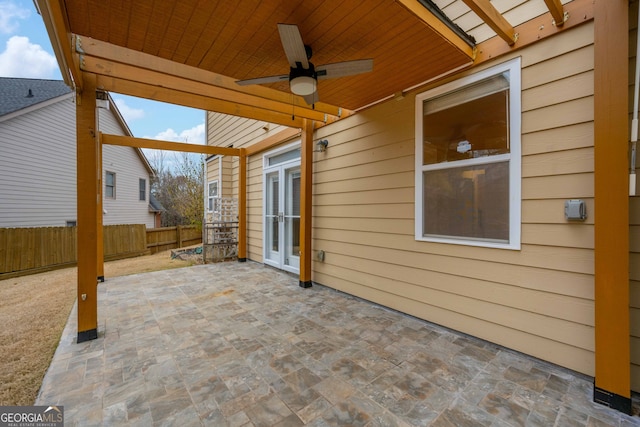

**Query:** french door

left=264, top=150, right=301, bottom=273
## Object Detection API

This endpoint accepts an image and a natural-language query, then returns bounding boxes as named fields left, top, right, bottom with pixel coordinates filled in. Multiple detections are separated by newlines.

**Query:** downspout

left=630, top=4, right=640, bottom=196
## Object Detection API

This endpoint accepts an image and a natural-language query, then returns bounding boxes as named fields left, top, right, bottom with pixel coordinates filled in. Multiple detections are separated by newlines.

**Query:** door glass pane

left=266, top=172, right=279, bottom=257
left=284, top=168, right=301, bottom=267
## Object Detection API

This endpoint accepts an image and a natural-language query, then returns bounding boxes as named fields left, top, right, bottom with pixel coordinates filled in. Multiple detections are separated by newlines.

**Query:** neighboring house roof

left=149, top=193, right=165, bottom=213
left=0, top=77, right=71, bottom=116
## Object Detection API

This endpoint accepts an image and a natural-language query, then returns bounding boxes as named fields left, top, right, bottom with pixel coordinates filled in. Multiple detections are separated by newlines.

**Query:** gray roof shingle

left=0, top=77, right=72, bottom=117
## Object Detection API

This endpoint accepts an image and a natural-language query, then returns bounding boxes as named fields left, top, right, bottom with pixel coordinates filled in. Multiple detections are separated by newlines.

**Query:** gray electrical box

left=565, top=199, right=587, bottom=221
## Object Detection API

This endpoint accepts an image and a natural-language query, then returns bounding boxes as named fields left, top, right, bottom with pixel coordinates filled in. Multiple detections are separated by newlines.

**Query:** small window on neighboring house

left=208, top=180, right=219, bottom=212
left=139, top=178, right=146, bottom=201
left=415, top=58, right=521, bottom=249
left=66, top=220, right=76, bottom=227
left=105, top=171, right=116, bottom=199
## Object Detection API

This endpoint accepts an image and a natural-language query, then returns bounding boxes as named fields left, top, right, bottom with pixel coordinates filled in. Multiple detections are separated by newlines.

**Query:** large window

left=105, top=171, right=116, bottom=199
left=415, top=58, right=521, bottom=249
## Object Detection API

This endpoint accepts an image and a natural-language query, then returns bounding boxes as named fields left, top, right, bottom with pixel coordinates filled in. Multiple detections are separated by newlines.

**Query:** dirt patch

left=0, top=249, right=199, bottom=406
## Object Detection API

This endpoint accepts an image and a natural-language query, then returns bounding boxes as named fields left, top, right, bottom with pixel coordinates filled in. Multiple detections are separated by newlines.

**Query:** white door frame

left=262, top=142, right=301, bottom=274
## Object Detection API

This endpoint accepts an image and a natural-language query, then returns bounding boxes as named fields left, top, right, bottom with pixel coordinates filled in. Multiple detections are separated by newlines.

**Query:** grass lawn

left=0, top=250, right=195, bottom=406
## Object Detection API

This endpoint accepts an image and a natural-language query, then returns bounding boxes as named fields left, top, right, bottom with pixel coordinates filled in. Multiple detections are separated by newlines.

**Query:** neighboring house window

left=66, top=221, right=76, bottom=227
left=139, top=178, right=146, bottom=201
left=415, top=58, right=521, bottom=249
left=105, top=171, right=116, bottom=198
left=208, top=180, right=219, bottom=212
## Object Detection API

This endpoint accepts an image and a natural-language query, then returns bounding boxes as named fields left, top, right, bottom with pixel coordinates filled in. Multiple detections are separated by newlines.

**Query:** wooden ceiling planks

left=123, top=0, right=152, bottom=52
left=106, top=0, right=133, bottom=48
left=169, top=0, right=215, bottom=64
left=62, top=0, right=474, bottom=111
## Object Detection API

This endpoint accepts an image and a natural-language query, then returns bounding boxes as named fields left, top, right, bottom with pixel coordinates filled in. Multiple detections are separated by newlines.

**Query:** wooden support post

left=76, top=73, right=99, bottom=343
left=96, top=116, right=104, bottom=282
left=299, top=120, right=313, bottom=288
left=177, top=225, right=183, bottom=248
left=238, top=148, right=247, bottom=262
left=593, top=0, right=631, bottom=414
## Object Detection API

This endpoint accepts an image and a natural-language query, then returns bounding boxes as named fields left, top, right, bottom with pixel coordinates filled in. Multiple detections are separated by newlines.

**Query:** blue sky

left=0, top=0, right=206, bottom=146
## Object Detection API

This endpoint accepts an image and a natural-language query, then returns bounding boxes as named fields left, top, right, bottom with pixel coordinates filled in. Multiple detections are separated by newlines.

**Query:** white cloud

left=0, top=35, right=57, bottom=78
left=151, top=123, right=205, bottom=145
left=113, top=97, right=145, bottom=122
left=0, top=1, right=30, bottom=34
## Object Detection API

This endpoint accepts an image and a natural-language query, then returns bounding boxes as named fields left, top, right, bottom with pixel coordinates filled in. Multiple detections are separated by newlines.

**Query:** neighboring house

left=204, top=0, right=640, bottom=404
left=149, top=193, right=164, bottom=228
left=0, top=77, right=157, bottom=228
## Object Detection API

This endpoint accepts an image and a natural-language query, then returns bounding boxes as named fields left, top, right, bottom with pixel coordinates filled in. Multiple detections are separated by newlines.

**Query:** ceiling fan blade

left=302, top=91, right=319, bottom=105
left=316, top=59, right=373, bottom=79
left=278, top=23, right=309, bottom=69
left=235, top=74, right=289, bottom=86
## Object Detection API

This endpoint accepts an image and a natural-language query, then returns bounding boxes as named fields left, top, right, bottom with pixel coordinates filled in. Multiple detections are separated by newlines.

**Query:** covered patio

left=33, top=0, right=637, bottom=417
left=36, top=262, right=638, bottom=426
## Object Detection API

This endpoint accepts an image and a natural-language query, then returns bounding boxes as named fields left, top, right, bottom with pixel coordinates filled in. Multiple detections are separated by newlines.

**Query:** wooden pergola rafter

left=462, top=0, right=518, bottom=45
left=460, top=0, right=567, bottom=46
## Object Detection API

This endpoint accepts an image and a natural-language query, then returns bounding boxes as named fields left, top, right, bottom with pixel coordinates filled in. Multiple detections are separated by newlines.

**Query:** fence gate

left=203, top=198, right=238, bottom=262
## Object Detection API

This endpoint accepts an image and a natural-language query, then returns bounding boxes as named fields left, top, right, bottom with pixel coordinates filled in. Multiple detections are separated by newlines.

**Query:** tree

left=149, top=151, right=204, bottom=227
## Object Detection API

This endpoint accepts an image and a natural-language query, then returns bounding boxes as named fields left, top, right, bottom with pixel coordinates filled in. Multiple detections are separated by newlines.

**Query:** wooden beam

left=474, top=0, right=593, bottom=64
left=462, top=0, right=517, bottom=45
left=95, top=75, right=306, bottom=129
left=245, top=128, right=302, bottom=156
left=101, top=133, right=241, bottom=157
left=81, top=55, right=332, bottom=124
left=97, top=122, right=104, bottom=282
left=237, top=148, right=247, bottom=262
left=395, top=0, right=475, bottom=59
left=76, top=72, right=99, bottom=342
left=544, top=0, right=566, bottom=26
left=76, top=36, right=346, bottom=119
left=299, top=120, right=314, bottom=288
left=35, top=0, right=80, bottom=88
left=593, top=0, right=631, bottom=414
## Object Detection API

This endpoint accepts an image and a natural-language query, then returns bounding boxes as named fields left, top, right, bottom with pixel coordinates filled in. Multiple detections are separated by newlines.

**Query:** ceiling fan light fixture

left=290, top=75, right=316, bottom=96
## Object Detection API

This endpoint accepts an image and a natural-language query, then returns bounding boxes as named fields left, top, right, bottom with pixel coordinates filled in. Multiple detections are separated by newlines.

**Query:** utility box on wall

left=565, top=199, right=587, bottom=221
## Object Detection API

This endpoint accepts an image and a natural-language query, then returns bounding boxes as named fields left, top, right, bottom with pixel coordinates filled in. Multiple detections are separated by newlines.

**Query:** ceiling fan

left=235, top=24, right=373, bottom=105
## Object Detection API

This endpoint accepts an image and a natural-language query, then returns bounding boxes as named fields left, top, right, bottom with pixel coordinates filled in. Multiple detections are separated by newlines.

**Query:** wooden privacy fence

left=146, top=225, right=202, bottom=254
left=0, top=224, right=202, bottom=278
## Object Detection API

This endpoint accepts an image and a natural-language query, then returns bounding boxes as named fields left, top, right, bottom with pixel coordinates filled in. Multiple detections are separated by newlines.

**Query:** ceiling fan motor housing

left=289, top=62, right=316, bottom=96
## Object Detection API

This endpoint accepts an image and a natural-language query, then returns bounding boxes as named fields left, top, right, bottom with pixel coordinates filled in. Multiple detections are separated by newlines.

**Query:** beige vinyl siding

left=247, top=155, right=264, bottom=262
left=311, top=21, right=596, bottom=376
left=206, top=111, right=294, bottom=261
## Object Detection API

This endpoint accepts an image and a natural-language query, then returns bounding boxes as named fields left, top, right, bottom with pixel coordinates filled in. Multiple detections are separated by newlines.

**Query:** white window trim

left=414, top=57, right=521, bottom=250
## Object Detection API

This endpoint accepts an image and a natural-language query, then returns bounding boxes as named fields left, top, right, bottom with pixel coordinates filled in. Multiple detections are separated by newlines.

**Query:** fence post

left=177, top=225, right=182, bottom=248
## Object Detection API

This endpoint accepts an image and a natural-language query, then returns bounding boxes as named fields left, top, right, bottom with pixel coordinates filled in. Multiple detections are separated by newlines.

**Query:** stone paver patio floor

left=37, top=261, right=640, bottom=426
